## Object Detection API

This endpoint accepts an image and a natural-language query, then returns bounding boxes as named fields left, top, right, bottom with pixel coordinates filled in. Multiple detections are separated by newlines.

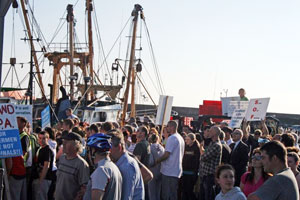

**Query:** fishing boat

left=1, top=1, right=165, bottom=125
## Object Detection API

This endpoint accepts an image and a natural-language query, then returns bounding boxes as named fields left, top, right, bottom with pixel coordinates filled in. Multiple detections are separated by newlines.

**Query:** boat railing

left=47, top=42, right=89, bottom=53
left=129, top=108, right=158, bottom=117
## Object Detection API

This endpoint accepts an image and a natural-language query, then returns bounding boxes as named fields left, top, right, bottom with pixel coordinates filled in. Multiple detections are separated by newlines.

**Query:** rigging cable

left=139, top=59, right=161, bottom=95
left=10, top=7, right=22, bottom=89
left=92, top=1, right=111, bottom=80
left=11, top=9, right=16, bottom=87
left=48, top=13, right=67, bottom=48
left=27, top=4, right=48, bottom=49
left=135, top=18, right=144, bottom=104
left=11, top=10, right=16, bottom=59
left=142, top=20, right=165, bottom=95
left=123, top=20, right=134, bottom=80
left=94, top=16, right=132, bottom=81
left=33, top=74, right=59, bottom=121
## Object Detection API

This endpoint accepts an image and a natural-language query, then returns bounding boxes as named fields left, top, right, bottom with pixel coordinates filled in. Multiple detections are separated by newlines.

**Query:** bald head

left=167, top=120, right=178, bottom=134
left=232, top=129, right=243, bottom=142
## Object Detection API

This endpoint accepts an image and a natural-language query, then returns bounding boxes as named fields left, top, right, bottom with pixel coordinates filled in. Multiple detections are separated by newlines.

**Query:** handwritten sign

left=41, top=105, right=51, bottom=129
left=229, top=108, right=248, bottom=128
left=0, top=104, right=22, bottom=158
left=227, top=101, right=249, bottom=117
left=221, top=97, right=240, bottom=116
left=245, top=98, right=270, bottom=121
left=156, top=95, right=173, bottom=126
left=15, top=105, right=32, bottom=129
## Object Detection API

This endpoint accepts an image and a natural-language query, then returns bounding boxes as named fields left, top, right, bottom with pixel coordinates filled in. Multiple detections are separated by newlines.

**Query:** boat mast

left=20, top=0, right=46, bottom=101
left=67, top=4, right=75, bottom=101
left=121, top=4, right=143, bottom=126
left=86, top=0, right=94, bottom=100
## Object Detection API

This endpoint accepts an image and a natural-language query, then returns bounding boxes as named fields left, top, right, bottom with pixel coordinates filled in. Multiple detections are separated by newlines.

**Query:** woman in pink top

left=240, top=148, right=271, bottom=197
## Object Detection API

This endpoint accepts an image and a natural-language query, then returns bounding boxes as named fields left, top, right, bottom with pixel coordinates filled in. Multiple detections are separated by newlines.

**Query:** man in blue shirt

left=109, top=130, right=144, bottom=200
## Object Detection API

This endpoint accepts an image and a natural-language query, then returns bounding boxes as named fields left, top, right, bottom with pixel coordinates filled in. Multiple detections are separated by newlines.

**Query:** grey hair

left=108, top=130, right=125, bottom=148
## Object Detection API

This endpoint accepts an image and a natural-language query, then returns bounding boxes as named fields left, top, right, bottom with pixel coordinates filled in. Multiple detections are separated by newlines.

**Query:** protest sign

left=227, top=101, right=249, bottom=117
left=156, top=95, right=173, bottom=126
left=0, top=104, right=23, bottom=158
left=229, top=108, right=248, bottom=128
left=245, top=98, right=270, bottom=121
left=14, top=105, right=32, bottom=128
left=41, top=105, right=51, bottom=129
left=221, top=97, right=240, bottom=116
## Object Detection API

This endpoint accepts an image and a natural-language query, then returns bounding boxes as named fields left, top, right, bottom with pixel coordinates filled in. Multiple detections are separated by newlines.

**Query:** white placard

left=228, top=101, right=249, bottom=117
left=245, top=98, right=270, bottom=121
left=221, top=97, right=240, bottom=116
left=155, top=95, right=173, bottom=126
left=14, top=105, right=33, bottom=129
left=229, top=107, right=248, bottom=128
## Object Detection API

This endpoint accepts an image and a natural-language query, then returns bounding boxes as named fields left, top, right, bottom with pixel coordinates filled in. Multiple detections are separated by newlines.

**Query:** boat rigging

left=2, top=1, right=166, bottom=124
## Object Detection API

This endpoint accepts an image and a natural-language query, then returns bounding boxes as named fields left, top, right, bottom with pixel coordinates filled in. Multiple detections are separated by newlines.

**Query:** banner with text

left=41, top=105, right=51, bottom=129
left=15, top=105, right=32, bottom=129
left=221, top=97, right=240, bottom=116
left=228, top=101, right=249, bottom=117
left=245, top=98, right=270, bottom=121
left=156, top=95, right=173, bottom=126
left=229, top=107, right=248, bottom=128
left=0, top=104, right=23, bottom=158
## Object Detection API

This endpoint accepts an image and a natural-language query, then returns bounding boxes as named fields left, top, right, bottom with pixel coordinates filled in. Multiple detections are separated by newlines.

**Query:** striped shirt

left=55, top=155, right=90, bottom=200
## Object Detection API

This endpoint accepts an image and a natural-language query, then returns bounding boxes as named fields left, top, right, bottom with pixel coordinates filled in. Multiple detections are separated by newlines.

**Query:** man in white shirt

left=155, top=120, right=185, bottom=200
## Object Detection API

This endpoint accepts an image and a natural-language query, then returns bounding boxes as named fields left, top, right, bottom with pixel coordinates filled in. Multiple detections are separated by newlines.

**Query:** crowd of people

left=4, top=106, right=300, bottom=200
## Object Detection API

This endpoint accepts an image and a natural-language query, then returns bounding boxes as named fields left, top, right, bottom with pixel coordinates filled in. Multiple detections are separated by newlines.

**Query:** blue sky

left=2, top=0, right=300, bottom=115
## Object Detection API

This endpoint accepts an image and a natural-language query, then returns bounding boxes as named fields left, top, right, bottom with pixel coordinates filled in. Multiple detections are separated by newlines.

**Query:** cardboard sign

left=0, top=104, right=23, bottom=158
left=41, top=105, right=51, bottom=129
left=155, top=95, right=173, bottom=126
left=15, top=105, right=32, bottom=129
left=229, top=108, right=248, bottom=128
left=245, top=98, right=270, bottom=121
left=221, top=97, right=240, bottom=116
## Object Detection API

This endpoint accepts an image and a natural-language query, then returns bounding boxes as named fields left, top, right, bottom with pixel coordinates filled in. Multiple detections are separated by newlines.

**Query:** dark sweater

left=182, top=141, right=200, bottom=174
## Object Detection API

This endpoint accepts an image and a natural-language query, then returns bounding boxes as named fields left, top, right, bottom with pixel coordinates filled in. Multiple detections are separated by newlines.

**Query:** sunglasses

left=252, top=155, right=262, bottom=161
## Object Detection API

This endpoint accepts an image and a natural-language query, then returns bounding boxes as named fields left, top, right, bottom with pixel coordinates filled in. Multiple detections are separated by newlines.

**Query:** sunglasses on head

left=252, top=155, right=262, bottom=161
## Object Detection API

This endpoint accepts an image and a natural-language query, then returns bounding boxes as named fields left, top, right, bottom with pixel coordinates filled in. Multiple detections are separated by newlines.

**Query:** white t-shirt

left=160, top=133, right=185, bottom=178
left=48, top=139, right=57, bottom=171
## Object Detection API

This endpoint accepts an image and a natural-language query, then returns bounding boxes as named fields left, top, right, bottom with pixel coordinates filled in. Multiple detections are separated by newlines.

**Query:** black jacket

left=229, top=141, right=249, bottom=185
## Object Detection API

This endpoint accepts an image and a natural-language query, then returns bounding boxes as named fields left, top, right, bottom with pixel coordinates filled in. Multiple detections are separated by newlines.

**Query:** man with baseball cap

left=83, top=133, right=122, bottom=200
left=55, top=132, right=90, bottom=200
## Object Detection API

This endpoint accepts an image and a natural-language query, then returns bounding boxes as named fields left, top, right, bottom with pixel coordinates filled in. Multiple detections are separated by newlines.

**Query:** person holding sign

left=239, top=88, right=249, bottom=101
left=6, top=116, right=30, bottom=200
